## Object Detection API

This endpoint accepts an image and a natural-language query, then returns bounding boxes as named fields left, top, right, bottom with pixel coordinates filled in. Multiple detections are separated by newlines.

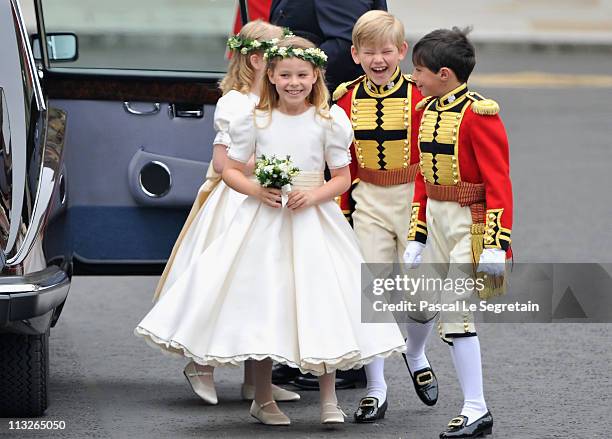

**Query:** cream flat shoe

left=183, top=361, right=218, bottom=405
left=241, top=383, right=301, bottom=402
left=320, top=402, right=346, bottom=424
left=249, top=400, right=291, bottom=426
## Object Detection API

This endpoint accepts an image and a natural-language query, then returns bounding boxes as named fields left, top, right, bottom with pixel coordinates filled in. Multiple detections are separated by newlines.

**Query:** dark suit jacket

left=270, top=0, right=387, bottom=92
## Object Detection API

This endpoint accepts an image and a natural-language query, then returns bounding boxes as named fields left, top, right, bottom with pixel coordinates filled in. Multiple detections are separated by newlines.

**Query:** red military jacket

left=333, top=68, right=424, bottom=221
left=407, top=83, right=513, bottom=253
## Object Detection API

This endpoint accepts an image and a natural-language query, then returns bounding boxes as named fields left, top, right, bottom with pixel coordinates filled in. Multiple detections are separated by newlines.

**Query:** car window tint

left=39, top=0, right=236, bottom=73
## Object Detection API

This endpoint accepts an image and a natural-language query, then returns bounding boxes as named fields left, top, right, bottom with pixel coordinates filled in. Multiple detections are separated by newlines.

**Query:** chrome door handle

left=168, top=104, right=204, bottom=119
left=123, top=102, right=161, bottom=116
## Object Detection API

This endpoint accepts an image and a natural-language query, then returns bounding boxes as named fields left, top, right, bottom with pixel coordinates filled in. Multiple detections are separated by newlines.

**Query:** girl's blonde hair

left=220, top=20, right=284, bottom=95
left=257, top=36, right=330, bottom=119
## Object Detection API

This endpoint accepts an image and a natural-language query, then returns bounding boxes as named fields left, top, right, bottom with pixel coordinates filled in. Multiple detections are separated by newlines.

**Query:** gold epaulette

left=403, top=73, right=416, bottom=84
left=332, top=75, right=365, bottom=102
left=467, top=91, right=500, bottom=116
left=415, top=96, right=434, bottom=111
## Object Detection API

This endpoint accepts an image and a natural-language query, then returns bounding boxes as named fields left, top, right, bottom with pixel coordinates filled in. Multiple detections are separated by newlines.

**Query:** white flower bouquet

left=254, top=154, right=300, bottom=206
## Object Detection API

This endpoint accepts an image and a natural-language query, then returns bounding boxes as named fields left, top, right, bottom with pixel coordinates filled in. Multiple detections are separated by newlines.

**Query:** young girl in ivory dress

left=135, top=36, right=406, bottom=426
left=146, top=20, right=299, bottom=405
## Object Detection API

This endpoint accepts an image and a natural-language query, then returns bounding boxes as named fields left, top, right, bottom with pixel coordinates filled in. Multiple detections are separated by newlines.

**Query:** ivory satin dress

left=136, top=105, right=406, bottom=375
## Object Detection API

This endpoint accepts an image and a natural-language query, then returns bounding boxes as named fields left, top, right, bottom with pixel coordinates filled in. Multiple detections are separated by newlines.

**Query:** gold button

left=360, top=164, right=365, bottom=168
left=404, top=99, right=409, bottom=104
left=404, top=139, right=409, bottom=145
left=403, top=163, right=408, bottom=168
left=358, top=155, right=363, bottom=159
left=354, top=101, right=358, bottom=106
left=488, top=213, right=496, bottom=220
left=452, top=163, right=457, bottom=169
left=453, top=179, right=458, bottom=184
left=418, top=135, right=422, bottom=140
left=403, top=148, right=409, bottom=153
left=456, top=115, right=461, bottom=119
left=404, top=122, right=409, bottom=128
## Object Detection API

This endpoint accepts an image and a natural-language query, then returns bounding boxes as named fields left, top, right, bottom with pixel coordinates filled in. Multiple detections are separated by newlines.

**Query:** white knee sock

left=404, top=319, right=435, bottom=373
left=364, top=357, right=387, bottom=404
left=451, top=336, right=488, bottom=425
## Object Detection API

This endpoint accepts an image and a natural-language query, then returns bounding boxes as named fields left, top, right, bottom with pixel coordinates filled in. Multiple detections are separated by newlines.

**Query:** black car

left=1, top=0, right=246, bottom=416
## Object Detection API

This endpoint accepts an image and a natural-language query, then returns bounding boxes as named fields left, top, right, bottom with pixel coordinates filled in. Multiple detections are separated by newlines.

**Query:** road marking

left=470, top=72, right=612, bottom=88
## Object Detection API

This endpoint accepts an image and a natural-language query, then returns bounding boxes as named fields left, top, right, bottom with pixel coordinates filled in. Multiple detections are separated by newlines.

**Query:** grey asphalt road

left=1, top=276, right=610, bottom=439
left=2, top=48, right=611, bottom=438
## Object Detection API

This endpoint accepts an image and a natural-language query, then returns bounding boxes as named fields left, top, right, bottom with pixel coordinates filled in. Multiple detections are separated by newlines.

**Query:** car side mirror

left=32, top=33, right=78, bottom=62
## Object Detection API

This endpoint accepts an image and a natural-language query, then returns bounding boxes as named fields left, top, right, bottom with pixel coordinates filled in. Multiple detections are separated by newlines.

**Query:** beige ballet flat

left=249, top=400, right=291, bottom=426
left=183, top=361, right=218, bottom=405
left=320, top=402, right=346, bottom=424
left=241, top=383, right=301, bottom=402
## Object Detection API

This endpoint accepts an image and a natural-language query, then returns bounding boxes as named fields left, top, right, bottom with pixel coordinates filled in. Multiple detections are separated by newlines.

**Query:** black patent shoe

left=293, top=368, right=367, bottom=390
left=353, top=397, right=387, bottom=423
left=402, top=353, right=438, bottom=406
left=439, top=412, right=493, bottom=438
left=271, top=364, right=301, bottom=385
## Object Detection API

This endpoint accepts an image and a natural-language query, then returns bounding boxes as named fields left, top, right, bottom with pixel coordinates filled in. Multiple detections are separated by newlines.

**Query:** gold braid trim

left=471, top=223, right=506, bottom=299
left=467, top=92, right=500, bottom=116
left=416, top=96, right=434, bottom=111
left=471, top=99, right=500, bottom=116
left=332, top=75, right=365, bottom=102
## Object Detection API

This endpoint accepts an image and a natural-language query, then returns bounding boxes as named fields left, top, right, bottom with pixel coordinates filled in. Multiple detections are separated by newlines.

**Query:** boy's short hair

left=412, top=27, right=476, bottom=83
left=352, top=10, right=405, bottom=51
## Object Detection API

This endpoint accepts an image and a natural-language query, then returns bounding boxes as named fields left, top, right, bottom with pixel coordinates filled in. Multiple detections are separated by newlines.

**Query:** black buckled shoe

left=402, top=353, right=438, bottom=406
left=271, top=364, right=301, bottom=385
left=439, top=412, right=493, bottom=438
left=353, top=397, right=387, bottom=423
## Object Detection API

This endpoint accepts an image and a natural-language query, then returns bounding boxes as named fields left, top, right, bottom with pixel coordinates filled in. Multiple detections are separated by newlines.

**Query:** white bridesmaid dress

left=136, top=104, right=406, bottom=375
left=153, top=90, right=257, bottom=301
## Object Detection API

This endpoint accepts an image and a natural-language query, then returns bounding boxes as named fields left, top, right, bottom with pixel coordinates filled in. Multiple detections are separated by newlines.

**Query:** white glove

left=403, top=241, right=425, bottom=268
left=477, top=248, right=506, bottom=276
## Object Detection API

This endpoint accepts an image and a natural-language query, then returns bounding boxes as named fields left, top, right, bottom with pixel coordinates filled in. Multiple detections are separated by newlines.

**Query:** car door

left=34, top=0, right=243, bottom=274
left=1, top=0, right=48, bottom=273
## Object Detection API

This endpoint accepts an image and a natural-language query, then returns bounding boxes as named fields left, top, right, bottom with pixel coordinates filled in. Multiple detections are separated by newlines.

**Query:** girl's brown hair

left=219, top=20, right=283, bottom=95
left=256, top=36, right=330, bottom=119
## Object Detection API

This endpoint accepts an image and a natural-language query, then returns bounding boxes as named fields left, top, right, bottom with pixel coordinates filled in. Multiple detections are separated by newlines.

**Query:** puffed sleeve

left=213, top=90, right=254, bottom=147
left=324, top=105, right=353, bottom=169
left=227, top=109, right=256, bottom=164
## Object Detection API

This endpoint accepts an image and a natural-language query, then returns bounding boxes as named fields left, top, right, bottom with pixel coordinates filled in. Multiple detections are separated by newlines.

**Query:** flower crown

left=263, top=46, right=328, bottom=68
left=227, top=28, right=294, bottom=55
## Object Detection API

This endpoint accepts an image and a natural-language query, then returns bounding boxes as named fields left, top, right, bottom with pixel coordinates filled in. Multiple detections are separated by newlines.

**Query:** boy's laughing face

left=351, top=39, right=408, bottom=86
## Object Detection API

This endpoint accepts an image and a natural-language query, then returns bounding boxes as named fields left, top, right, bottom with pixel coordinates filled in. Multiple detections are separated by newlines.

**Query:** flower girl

left=145, top=20, right=298, bottom=405
left=136, top=36, right=406, bottom=426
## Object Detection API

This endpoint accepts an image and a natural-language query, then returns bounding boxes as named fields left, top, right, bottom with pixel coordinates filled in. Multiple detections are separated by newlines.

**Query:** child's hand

left=286, top=190, right=315, bottom=210
left=257, top=186, right=282, bottom=208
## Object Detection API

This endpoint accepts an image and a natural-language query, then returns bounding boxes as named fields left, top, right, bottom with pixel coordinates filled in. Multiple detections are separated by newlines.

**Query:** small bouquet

left=254, top=154, right=300, bottom=206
